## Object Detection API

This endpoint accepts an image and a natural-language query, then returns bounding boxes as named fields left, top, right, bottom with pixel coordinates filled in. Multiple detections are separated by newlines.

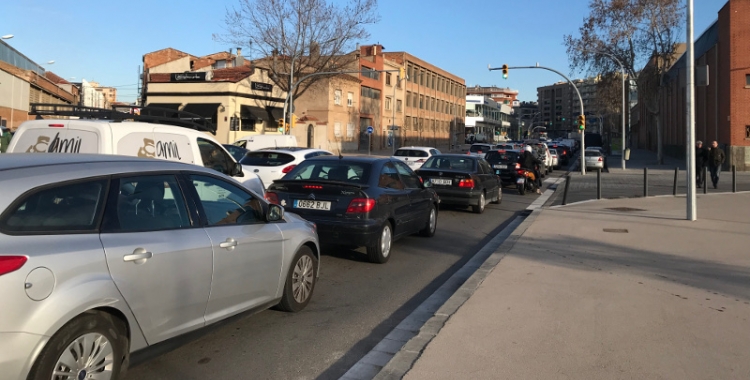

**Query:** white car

left=239, top=147, right=333, bottom=188
left=549, top=148, right=560, bottom=169
left=584, top=149, right=605, bottom=170
left=468, top=143, right=496, bottom=158
left=392, top=146, right=441, bottom=169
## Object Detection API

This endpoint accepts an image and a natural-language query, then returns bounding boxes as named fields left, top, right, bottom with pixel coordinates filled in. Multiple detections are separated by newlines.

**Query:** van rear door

left=8, top=120, right=100, bottom=153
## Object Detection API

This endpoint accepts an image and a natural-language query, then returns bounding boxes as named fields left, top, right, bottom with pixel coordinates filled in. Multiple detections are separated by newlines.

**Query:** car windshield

left=422, top=156, right=476, bottom=171
left=469, top=145, right=491, bottom=153
left=282, top=161, right=371, bottom=184
left=485, top=151, right=519, bottom=162
left=394, top=149, right=429, bottom=157
left=239, top=152, right=295, bottom=166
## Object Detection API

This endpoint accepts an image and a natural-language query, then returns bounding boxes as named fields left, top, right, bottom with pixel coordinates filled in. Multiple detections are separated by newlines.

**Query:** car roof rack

left=28, top=103, right=216, bottom=135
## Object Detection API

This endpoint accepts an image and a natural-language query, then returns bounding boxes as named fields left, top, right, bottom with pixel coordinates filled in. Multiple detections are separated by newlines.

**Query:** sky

left=1, top=0, right=728, bottom=104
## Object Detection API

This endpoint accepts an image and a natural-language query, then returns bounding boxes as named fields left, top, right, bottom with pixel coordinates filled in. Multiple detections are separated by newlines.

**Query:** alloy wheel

left=52, top=333, right=115, bottom=380
left=292, top=255, right=315, bottom=304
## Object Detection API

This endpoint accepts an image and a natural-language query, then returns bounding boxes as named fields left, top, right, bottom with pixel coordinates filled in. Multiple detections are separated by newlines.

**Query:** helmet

left=524, top=145, right=533, bottom=153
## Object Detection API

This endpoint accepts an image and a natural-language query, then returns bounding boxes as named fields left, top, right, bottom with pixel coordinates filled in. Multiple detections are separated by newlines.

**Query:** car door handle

left=219, top=238, right=238, bottom=249
left=123, top=248, right=153, bottom=264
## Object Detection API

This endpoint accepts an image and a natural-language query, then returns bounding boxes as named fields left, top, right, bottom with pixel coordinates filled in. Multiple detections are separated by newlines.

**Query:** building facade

left=634, top=0, right=750, bottom=170
left=466, top=85, right=519, bottom=108
left=537, top=77, right=603, bottom=138
left=465, top=95, right=511, bottom=143
left=0, top=39, right=77, bottom=130
left=383, top=51, right=466, bottom=150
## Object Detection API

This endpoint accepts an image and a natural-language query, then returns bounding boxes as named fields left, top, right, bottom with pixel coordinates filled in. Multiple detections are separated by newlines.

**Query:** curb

left=339, top=190, right=555, bottom=380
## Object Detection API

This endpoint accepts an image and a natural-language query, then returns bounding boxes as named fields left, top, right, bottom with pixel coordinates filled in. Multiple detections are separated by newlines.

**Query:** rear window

left=585, top=150, right=602, bottom=157
left=394, top=149, right=429, bottom=157
left=485, top=151, right=519, bottom=162
left=469, top=145, right=491, bottom=153
left=422, top=156, right=476, bottom=171
left=283, top=161, right=371, bottom=184
left=239, top=152, right=295, bottom=166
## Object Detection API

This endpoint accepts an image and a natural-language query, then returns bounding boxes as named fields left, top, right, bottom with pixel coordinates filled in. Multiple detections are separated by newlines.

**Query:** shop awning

left=267, top=107, right=284, bottom=121
left=241, top=105, right=270, bottom=121
left=182, top=103, right=221, bottom=118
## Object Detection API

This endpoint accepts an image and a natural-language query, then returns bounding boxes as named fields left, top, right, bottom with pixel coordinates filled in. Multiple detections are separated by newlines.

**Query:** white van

left=7, top=119, right=266, bottom=195
left=234, top=135, right=297, bottom=151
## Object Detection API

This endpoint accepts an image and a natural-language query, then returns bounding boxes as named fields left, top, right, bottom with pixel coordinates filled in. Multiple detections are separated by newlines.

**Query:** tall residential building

left=537, top=77, right=604, bottom=138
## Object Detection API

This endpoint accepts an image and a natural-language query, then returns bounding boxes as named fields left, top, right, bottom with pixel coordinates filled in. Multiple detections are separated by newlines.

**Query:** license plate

left=431, top=178, right=452, bottom=186
left=293, top=199, right=332, bottom=210
left=493, top=164, right=507, bottom=169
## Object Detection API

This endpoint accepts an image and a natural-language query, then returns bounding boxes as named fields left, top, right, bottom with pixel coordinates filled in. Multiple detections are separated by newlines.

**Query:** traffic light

left=291, top=114, right=297, bottom=129
left=501, top=64, right=508, bottom=79
left=577, top=114, right=586, bottom=130
left=278, top=118, right=287, bottom=133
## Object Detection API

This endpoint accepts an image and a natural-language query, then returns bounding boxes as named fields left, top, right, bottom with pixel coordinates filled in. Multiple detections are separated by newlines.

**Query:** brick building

left=634, top=0, right=750, bottom=170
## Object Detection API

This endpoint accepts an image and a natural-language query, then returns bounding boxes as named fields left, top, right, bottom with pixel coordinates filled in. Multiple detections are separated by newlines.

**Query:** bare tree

left=564, top=0, right=683, bottom=163
left=214, top=0, right=380, bottom=100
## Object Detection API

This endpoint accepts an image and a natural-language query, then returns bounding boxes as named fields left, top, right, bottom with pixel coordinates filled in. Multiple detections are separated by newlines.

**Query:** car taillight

left=282, top=164, right=297, bottom=174
left=458, top=179, right=475, bottom=188
left=515, top=163, right=520, bottom=169
left=346, top=198, right=376, bottom=213
left=0, top=256, right=27, bottom=276
left=516, top=169, right=526, bottom=176
left=265, top=192, right=280, bottom=204
left=303, top=185, right=323, bottom=189
left=598, top=157, right=603, bottom=162
left=48, top=124, right=64, bottom=128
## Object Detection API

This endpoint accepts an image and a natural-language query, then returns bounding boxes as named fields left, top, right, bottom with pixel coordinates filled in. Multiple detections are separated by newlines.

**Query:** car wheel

left=419, top=205, right=437, bottom=237
left=28, top=312, right=128, bottom=380
left=491, top=186, right=501, bottom=204
left=472, top=191, right=486, bottom=214
left=277, top=245, right=317, bottom=312
left=367, top=222, right=393, bottom=264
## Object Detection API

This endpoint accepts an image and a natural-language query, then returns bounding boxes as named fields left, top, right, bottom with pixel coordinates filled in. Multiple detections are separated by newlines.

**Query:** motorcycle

left=516, top=168, right=537, bottom=195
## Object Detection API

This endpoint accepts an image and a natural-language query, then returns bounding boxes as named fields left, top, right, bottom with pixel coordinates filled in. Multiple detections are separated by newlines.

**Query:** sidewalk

left=400, top=193, right=750, bottom=379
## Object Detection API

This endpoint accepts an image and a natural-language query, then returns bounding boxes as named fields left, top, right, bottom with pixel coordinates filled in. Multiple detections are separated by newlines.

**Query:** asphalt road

left=122, top=186, right=542, bottom=380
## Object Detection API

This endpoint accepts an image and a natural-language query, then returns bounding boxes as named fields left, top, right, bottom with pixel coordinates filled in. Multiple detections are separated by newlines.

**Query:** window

left=347, top=92, right=354, bottom=107
left=1, top=179, right=107, bottom=233
left=746, top=74, right=750, bottom=87
left=361, top=66, right=379, bottom=80
left=334, top=89, right=342, bottom=105
left=385, top=97, right=392, bottom=111
left=284, top=161, right=371, bottom=184
left=361, top=87, right=381, bottom=100
left=419, top=95, right=424, bottom=109
left=212, top=60, right=227, bottom=69
left=393, top=161, right=421, bottom=189
left=197, top=138, right=234, bottom=176
left=397, top=99, right=403, bottom=112
left=378, top=163, right=405, bottom=189
left=386, top=72, right=392, bottom=86
left=406, top=92, right=412, bottom=108
left=190, top=175, right=264, bottom=226
left=103, top=175, right=191, bottom=232
left=347, top=123, right=355, bottom=138
left=334, top=122, right=342, bottom=137
left=239, top=152, right=295, bottom=166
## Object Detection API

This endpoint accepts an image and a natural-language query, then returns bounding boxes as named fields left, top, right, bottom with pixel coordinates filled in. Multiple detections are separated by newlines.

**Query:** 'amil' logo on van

left=137, top=138, right=182, bottom=160
left=26, top=133, right=82, bottom=153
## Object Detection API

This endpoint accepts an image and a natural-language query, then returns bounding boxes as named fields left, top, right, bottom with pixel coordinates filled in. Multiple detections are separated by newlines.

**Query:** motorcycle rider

left=518, top=145, right=542, bottom=194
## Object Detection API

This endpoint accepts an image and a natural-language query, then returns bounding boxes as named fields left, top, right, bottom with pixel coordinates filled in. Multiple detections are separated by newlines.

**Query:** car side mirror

left=267, top=203, right=284, bottom=222
left=230, top=162, right=244, bottom=177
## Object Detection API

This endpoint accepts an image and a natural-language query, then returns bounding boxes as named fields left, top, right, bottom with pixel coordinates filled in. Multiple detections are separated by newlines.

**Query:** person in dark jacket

left=707, top=141, right=726, bottom=189
left=518, top=145, right=542, bottom=194
left=695, top=140, right=708, bottom=187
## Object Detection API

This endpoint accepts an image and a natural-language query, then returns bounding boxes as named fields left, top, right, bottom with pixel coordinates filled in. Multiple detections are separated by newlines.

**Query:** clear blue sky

left=1, top=0, right=727, bottom=104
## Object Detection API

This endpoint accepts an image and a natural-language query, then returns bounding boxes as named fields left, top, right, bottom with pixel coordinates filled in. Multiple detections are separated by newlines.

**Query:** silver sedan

left=0, top=154, right=320, bottom=380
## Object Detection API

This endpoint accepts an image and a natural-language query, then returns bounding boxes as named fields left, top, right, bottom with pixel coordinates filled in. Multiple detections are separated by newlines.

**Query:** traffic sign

left=366, top=126, right=374, bottom=134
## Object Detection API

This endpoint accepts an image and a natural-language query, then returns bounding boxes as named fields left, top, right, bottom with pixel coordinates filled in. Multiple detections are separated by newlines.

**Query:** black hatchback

left=265, top=156, right=439, bottom=263
left=415, top=154, right=501, bottom=214
left=484, top=150, right=521, bottom=187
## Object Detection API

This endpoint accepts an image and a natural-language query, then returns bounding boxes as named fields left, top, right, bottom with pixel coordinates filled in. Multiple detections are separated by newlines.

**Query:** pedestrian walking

left=707, top=141, right=725, bottom=189
left=695, top=140, right=708, bottom=187
left=0, top=126, right=12, bottom=153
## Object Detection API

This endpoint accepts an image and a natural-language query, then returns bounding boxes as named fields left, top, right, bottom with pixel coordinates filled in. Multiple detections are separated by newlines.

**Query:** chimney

left=236, top=47, right=242, bottom=56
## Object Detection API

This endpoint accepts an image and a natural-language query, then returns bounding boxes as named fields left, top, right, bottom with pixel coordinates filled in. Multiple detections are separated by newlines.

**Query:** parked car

left=223, top=144, right=250, bottom=162
left=265, top=156, right=439, bottom=263
left=468, top=143, right=496, bottom=158
left=392, top=146, right=441, bottom=170
left=0, top=154, right=320, bottom=380
left=240, top=147, right=333, bottom=188
left=584, top=149, right=606, bottom=170
left=549, top=149, right=560, bottom=169
left=548, top=143, right=572, bottom=165
left=485, top=149, right=522, bottom=187
left=416, top=154, right=502, bottom=214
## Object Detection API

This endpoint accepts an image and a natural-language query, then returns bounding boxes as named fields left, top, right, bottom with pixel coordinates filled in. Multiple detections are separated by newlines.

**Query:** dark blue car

left=265, top=156, right=439, bottom=263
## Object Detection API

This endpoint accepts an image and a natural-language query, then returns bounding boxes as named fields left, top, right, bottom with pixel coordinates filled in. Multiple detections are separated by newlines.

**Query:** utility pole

left=686, top=0, right=697, bottom=220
